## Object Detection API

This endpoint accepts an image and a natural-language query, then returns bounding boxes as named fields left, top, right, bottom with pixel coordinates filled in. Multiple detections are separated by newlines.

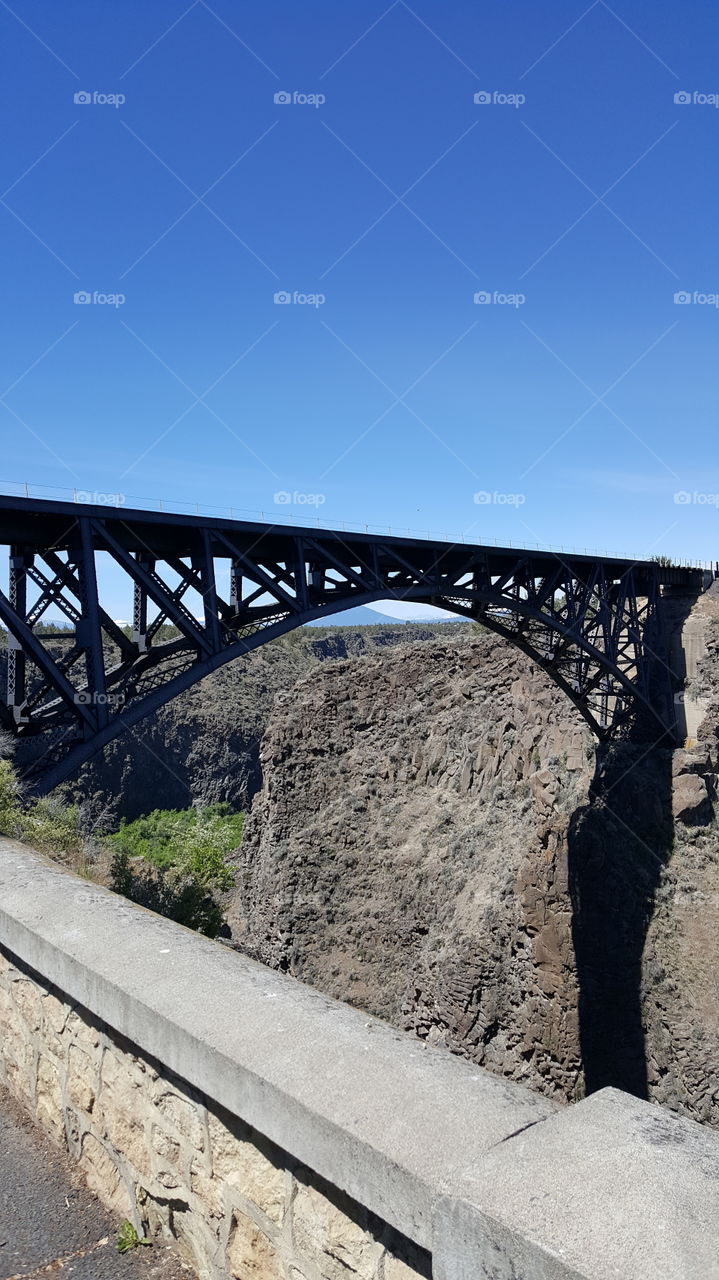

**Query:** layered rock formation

left=639, top=586, right=719, bottom=1123
left=232, top=605, right=719, bottom=1124
left=231, top=632, right=593, bottom=1102
left=9, top=622, right=465, bottom=822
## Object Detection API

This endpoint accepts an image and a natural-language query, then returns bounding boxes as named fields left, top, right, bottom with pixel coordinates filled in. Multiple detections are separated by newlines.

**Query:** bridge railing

left=0, top=480, right=714, bottom=570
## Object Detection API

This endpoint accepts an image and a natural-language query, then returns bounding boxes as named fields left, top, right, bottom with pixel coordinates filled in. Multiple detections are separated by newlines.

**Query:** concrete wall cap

left=0, top=840, right=557, bottom=1249
left=436, top=1086, right=719, bottom=1279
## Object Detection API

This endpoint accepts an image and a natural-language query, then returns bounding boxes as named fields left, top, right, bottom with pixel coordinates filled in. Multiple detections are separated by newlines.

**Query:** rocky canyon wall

left=231, top=632, right=594, bottom=1103
left=232, top=607, right=719, bottom=1125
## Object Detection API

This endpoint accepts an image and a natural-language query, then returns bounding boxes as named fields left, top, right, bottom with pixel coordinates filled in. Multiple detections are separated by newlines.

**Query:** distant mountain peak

left=305, top=605, right=408, bottom=627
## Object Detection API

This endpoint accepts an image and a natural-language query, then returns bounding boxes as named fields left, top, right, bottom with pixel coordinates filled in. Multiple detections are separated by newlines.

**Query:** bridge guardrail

left=0, top=480, right=714, bottom=569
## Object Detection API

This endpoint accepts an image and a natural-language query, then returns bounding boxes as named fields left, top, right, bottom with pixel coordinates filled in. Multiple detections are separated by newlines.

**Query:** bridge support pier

left=6, top=550, right=28, bottom=726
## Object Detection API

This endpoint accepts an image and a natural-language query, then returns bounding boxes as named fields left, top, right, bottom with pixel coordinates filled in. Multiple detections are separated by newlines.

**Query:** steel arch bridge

left=0, top=495, right=707, bottom=793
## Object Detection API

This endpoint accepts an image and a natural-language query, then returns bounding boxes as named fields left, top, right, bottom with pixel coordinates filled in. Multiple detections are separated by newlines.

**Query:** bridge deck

left=0, top=493, right=703, bottom=587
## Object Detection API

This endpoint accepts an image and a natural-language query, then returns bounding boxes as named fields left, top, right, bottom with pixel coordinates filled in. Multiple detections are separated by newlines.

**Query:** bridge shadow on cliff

left=567, top=741, right=674, bottom=1098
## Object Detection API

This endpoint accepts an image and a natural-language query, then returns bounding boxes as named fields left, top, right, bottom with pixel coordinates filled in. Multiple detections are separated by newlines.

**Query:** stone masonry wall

left=0, top=945, right=428, bottom=1280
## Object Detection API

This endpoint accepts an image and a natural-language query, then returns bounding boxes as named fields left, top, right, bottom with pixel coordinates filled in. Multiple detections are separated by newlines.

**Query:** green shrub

left=109, top=849, right=226, bottom=936
left=107, top=804, right=243, bottom=891
left=0, top=758, right=22, bottom=834
left=106, top=802, right=242, bottom=935
left=0, top=744, right=239, bottom=937
left=0, top=756, right=84, bottom=858
left=17, top=795, right=83, bottom=856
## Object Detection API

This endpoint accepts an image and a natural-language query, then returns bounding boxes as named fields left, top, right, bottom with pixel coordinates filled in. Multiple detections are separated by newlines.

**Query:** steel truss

left=0, top=496, right=705, bottom=793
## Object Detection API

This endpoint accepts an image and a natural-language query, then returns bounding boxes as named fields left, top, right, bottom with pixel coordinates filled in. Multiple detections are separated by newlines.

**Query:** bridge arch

left=0, top=496, right=704, bottom=793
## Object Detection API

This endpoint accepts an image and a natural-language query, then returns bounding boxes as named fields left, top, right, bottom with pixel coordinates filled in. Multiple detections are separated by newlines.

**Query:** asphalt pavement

left=0, top=1084, right=190, bottom=1280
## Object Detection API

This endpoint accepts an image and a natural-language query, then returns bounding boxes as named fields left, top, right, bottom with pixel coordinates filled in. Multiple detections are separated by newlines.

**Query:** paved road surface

left=0, top=1085, right=189, bottom=1280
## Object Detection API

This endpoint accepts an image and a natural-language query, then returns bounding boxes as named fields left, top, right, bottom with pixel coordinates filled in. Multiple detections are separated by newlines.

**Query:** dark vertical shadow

left=567, top=587, right=707, bottom=1098
left=568, top=742, right=674, bottom=1098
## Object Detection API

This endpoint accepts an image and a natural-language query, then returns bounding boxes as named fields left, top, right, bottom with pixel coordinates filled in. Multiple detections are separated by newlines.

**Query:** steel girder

left=0, top=496, right=705, bottom=793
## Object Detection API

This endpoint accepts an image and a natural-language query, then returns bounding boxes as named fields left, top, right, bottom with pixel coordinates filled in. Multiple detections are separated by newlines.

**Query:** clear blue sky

left=1, top=0, right=717, bottom=588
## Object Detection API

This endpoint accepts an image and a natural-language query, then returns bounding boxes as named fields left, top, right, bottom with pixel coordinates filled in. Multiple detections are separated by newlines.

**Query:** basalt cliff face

left=12, top=623, right=465, bottom=822
left=232, top=610, right=719, bottom=1124
left=640, top=588, right=719, bottom=1123
left=232, top=633, right=593, bottom=1102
